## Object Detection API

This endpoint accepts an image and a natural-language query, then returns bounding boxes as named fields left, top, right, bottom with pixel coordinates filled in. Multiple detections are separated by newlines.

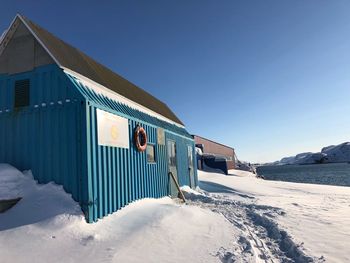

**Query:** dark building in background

left=193, top=135, right=236, bottom=174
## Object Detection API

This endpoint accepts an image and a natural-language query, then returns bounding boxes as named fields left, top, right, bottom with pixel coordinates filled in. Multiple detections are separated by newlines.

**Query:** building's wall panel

left=84, top=105, right=197, bottom=222
left=68, top=74, right=198, bottom=218
left=0, top=65, right=84, bottom=201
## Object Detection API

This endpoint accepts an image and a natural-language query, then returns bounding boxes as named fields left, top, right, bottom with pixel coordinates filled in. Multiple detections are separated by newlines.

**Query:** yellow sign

left=110, top=125, right=118, bottom=140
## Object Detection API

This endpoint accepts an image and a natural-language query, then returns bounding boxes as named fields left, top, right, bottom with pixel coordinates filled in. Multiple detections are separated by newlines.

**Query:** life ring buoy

left=134, top=125, right=147, bottom=152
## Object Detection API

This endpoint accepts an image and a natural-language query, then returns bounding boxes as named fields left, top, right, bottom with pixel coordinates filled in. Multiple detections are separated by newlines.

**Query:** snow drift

left=0, top=164, right=235, bottom=263
left=1, top=164, right=349, bottom=262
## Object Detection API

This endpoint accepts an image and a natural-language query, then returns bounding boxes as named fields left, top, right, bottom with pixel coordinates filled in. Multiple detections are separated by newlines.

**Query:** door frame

left=166, top=139, right=178, bottom=197
left=187, top=145, right=195, bottom=188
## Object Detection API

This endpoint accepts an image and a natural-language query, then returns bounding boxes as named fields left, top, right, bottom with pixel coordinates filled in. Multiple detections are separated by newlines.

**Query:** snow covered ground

left=0, top=164, right=349, bottom=262
left=198, top=169, right=350, bottom=262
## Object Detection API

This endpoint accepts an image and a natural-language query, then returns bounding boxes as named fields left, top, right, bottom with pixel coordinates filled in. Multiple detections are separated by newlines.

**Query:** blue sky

left=1, top=1, right=350, bottom=162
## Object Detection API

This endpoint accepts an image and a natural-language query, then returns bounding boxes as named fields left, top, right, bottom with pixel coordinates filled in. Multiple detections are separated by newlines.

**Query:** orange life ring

left=134, top=126, right=147, bottom=152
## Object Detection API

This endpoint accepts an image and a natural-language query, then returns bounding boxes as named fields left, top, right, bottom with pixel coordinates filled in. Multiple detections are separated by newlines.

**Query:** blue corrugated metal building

left=0, top=15, right=197, bottom=222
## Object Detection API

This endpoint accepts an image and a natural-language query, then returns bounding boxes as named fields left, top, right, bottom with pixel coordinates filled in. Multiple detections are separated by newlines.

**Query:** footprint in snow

left=81, top=235, right=95, bottom=246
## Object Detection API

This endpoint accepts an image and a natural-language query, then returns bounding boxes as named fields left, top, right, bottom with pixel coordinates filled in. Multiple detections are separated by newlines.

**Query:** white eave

left=64, top=68, right=185, bottom=128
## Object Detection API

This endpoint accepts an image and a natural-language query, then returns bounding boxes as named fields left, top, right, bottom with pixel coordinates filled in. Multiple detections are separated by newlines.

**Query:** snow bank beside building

left=1, top=164, right=349, bottom=262
left=0, top=164, right=235, bottom=263
left=0, top=164, right=25, bottom=200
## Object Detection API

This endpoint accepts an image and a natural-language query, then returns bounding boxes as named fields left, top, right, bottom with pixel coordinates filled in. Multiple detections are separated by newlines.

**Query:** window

left=167, top=141, right=176, bottom=167
left=187, top=146, right=193, bottom=167
left=147, top=144, right=156, bottom=163
left=14, top=79, right=30, bottom=108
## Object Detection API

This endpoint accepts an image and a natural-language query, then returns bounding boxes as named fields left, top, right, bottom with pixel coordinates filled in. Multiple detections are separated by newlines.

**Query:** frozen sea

left=256, top=163, right=350, bottom=187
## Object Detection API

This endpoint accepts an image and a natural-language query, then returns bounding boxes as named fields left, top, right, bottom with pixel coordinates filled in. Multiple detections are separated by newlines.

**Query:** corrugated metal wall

left=0, top=64, right=84, bottom=201
left=0, top=64, right=198, bottom=223
left=85, top=106, right=164, bottom=221
left=83, top=104, right=197, bottom=222
left=69, top=75, right=198, bottom=222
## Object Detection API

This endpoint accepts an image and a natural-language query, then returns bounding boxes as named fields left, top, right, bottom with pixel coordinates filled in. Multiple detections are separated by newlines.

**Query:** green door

left=167, top=140, right=178, bottom=197
left=188, top=146, right=195, bottom=188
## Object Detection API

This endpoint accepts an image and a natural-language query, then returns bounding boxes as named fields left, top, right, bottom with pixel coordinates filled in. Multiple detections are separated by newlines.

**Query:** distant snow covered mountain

left=274, top=142, right=350, bottom=165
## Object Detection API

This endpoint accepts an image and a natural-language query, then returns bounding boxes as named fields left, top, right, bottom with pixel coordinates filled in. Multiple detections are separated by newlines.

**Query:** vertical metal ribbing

left=137, top=136, right=141, bottom=201
left=140, top=137, right=144, bottom=199
left=131, top=122, right=137, bottom=200
left=121, top=148, right=125, bottom=209
left=124, top=148, right=129, bottom=206
left=161, top=144, right=165, bottom=197
left=123, top=147, right=127, bottom=206
left=63, top=105, right=71, bottom=190
left=107, top=147, right=112, bottom=214
left=106, top=147, right=110, bottom=214
left=156, top=145, right=161, bottom=198
left=152, top=128, right=157, bottom=197
left=164, top=145, right=168, bottom=196
left=138, top=122, right=143, bottom=199
left=100, top=147, right=104, bottom=216
left=38, top=108, right=44, bottom=183
left=129, top=123, right=135, bottom=202
left=52, top=105, right=59, bottom=184
left=119, top=148, right=124, bottom=208
left=83, top=104, right=93, bottom=222
left=90, top=107, right=98, bottom=221
left=97, top=143, right=103, bottom=218
left=138, top=142, right=143, bottom=199
left=150, top=128, right=154, bottom=197
left=123, top=149, right=132, bottom=204
left=111, top=147, right=116, bottom=212
left=134, top=147, right=138, bottom=202
left=149, top=128, right=153, bottom=197
left=103, top=146, right=108, bottom=216
left=129, top=147, right=134, bottom=203
left=115, top=148, right=120, bottom=208
left=159, top=145, right=164, bottom=197
left=144, top=126, right=148, bottom=198
left=157, top=145, right=161, bottom=198
left=67, top=105, right=74, bottom=192
left=151, top=127, right=155, bottom=195
left=116, top=148, right=120, bottom=209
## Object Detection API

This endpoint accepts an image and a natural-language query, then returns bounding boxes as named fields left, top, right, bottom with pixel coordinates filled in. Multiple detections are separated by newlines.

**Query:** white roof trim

left=63, top=67, right=185, bottom=128
left=0, top=15, right=20, bottom=57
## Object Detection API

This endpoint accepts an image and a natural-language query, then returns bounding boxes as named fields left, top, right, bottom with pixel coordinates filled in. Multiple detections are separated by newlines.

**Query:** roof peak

left=3, top=14, right=184, bottom=126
